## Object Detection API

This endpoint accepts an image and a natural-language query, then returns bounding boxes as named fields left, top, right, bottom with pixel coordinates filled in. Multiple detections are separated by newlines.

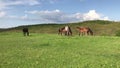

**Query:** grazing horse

left=22, top=28, right=29, bottom=36
left=58, top=26, right=72, bottom=36
left=76, top=27, right=93, bottom=36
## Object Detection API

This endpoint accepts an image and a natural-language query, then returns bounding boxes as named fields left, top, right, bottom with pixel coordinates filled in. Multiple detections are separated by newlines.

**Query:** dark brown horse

left=76, top=27, right=93, bottom=36
left=22, top=28, right=29, bottom=36
left=58, top=26, right=72, bottom=36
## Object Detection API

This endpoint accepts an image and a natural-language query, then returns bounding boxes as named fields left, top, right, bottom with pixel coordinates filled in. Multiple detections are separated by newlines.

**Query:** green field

left=0, top=32, right=120, bottom=68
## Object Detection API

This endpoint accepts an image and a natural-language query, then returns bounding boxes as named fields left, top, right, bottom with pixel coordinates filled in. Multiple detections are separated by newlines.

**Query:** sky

left=0, top=0, right=120, bottom=28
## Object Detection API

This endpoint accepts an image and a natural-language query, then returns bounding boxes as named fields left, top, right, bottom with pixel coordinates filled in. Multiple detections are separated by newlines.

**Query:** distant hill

left=1, top=20, right=120, bottom=36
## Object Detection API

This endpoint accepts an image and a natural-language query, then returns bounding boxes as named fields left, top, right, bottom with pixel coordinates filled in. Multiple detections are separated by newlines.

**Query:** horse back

left=23, top=28, right=28, bottom=32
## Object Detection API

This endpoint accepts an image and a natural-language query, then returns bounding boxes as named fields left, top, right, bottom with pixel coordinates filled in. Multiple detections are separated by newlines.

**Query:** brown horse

left=76, top=27, right=93, bottom=36
left=58, top=26, right=72, bottom=36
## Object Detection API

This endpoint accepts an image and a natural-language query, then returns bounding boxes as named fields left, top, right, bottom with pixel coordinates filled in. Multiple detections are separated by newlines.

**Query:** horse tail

left=58, top=28, right=61, bottom=35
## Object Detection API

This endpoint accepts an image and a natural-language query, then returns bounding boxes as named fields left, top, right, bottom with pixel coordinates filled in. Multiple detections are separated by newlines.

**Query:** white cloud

left=1, top=9, right=109, bottom=24
left=25, top=0, right=40, bottom=6
left=0, top=0, right=59, bottom=10
left=7, top=14, right=29, bottom=20
left=25, top=9, right=109, bottom=23
left=26, top=9, right=60, bottom=14
left=26, top=9, right=78, bottom=23
left=103, top=17, right=109, bottom=20
left=21, top=14, right=28, bottom=20
left=0, top=11, right=6, bottom=17
left=0, top=2, right=7, bottom=10
left=0, top=0, right=40, bottom=10
left=7, top=15, right=18, bottom=19
left=82, top=10, right=109, bottom=21
left=83, top=10, right=101, bottom=20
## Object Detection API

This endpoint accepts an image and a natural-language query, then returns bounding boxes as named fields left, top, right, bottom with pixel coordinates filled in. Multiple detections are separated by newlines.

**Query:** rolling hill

left=1, top=20, right=120, bottom=36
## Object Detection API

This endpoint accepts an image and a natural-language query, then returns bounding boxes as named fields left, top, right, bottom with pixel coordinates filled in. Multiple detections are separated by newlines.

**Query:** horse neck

left=89, top=29, right=93, bottom=35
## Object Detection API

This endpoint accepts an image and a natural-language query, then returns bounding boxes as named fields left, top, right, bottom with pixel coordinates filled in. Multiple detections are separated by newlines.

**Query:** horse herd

left=58, top=26, right=93, bottom=36
left=22, top=26, right=93, bottom=36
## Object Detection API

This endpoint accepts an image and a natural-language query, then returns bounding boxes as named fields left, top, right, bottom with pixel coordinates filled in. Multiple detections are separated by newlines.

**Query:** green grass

left=0, top=32, right=120, bottom=68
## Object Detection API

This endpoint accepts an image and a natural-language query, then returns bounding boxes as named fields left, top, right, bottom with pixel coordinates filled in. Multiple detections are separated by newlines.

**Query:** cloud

left=0, top=0, right=40, bottom=10
left=6, top=14, right=29, bottom=21
left=0, top=0, right=60, bottom=10
left=26, top=9, right=60, bottom=14
left=0, top=9, right=110, bottom=28
left=26, top=10, right=79, bottom=23
left=83, top=10, right=109, bottom=20
left=25, top=9, right=109, bottom=23
left=103, top=17, right=109, bottom=20
left=21, top=14, right=28, bottom=20
left=49, top=0, right=58, bottom=4
left=1, top=9, right=109, bottom=24
left=83, top=10, right=101, bottom=20
left=0, top=11, right=6, bottom=17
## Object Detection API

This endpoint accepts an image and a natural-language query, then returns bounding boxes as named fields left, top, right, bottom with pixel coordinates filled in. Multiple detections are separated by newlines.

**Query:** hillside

left=1, top=20, right=120, bottom=36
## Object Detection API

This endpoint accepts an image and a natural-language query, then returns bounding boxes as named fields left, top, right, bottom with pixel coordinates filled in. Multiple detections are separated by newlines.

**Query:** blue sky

left=0, top=0, right=120, bottom=28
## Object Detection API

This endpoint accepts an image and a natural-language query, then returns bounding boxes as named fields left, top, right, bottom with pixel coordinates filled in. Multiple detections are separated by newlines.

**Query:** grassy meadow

left=1, top=20, right=120, bottom=68
left=0, top=32, right=120, bottom=68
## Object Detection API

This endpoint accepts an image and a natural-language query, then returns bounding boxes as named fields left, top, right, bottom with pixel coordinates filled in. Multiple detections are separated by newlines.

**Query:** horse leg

left=61, top=32, right=62, bottom=35
left=83, top=32, right=86, bottom=36
left=23, top=32, right=26, bottom=36
left=66, top=31, right=68, bottom=36
left=27, top=32, right=29, bottom=36
left=64, top=31, right=67, bottom=36
left=78, top=32, right=80, bottom=36
left=81, top=32, right=83, bottom=36
left=83, top=32, right=85, bottom=36
left=68, top=31, right=70, bottom=36
left=85, top=32, right=88, bottom=36
left=87, top=31, right=90, bottom=35
left=67, top=31, right=69, bottom=36
left=58, top=31, right=61, bottom=35
left=85, top=32, right=87, bottom=36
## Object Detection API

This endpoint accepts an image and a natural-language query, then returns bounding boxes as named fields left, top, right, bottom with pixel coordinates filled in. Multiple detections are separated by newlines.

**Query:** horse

left=76, top=27, right=93, bottom=36
left=58, top=26, right=72, bottom=36
left=22, top=28, right=29, bottom=36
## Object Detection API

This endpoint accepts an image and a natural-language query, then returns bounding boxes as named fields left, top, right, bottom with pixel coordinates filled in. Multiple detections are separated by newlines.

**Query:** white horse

left=65, top=26, right=72, bottom=36
left=58, top=26, right=72, bottom=36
